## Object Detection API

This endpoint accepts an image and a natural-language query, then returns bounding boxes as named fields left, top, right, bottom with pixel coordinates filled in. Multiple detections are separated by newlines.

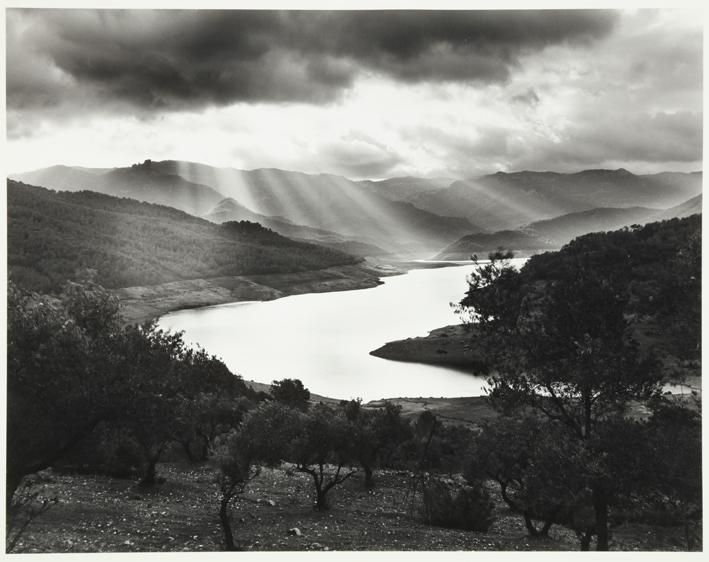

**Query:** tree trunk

left=315, top=484, right=329, bottom=510
left=363, top=465, right=374, bottom=489
left=180, top=441, right=196, bottom=463
left=139, top=457, right=158, bottom=487
left=524, top=512, right=552, bottom=537
left=6, top=469, right=24, bottom=511
left=540, top=519, right=553, bottom=537
left=199, top=437, right=209, bottom=462
left=580, top=532, right=592, bottom=551
left=219, top=495, right=237, bottom=551
left=593, top=487, right=609, bottom=551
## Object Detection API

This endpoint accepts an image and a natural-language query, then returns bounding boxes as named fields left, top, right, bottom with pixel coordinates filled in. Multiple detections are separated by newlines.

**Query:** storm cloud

left=7, top=9, right=618, bottom=112
left=6, top=9, right=701, bottom=178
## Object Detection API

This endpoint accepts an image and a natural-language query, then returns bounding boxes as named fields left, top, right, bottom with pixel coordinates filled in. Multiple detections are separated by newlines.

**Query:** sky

left=5, top=8, right=703, bottom=179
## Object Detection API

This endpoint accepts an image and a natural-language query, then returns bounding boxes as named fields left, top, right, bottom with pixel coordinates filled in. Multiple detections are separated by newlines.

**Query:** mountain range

left=12, top=161, right=477, bottom=255
left=10, top=161, right=702, bottom=261
left=434, top=195, right=702, bottom=260
left=383, top=169, right=702, bottom=231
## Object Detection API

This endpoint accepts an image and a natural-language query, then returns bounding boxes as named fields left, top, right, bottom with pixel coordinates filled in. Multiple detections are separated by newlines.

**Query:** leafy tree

left=341, top=399, right=412, bottom=487
left=270, top=378, right=311, bottom=411
left=6, top=276, right=123, bottom=506
left=289, top=404, right=358, bottom=509
left=465, top=416, right=558, bottom=537
left=420, top=477, right=495, bottom=532
left=460, top=249, right=663, bottom=550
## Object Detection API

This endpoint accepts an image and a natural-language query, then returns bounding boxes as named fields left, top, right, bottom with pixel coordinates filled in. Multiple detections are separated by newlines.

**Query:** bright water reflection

left=158, top=265, right=489, bottom=401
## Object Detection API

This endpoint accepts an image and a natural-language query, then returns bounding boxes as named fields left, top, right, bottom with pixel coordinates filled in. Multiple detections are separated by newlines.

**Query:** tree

left=7, top=276, right=123, bottom=506
left=270, top=378, right=311, bottom=411
left=289, top=404, right=358, bottom=509
left=341, top=400, right=412, bottom=488
left=212, top=425, right=263, bottom=551
left=114, top=323, right=188, bottom=486
left=460, top=250, right=663, bottom=550
left=465, top=416, right=558, bottom=537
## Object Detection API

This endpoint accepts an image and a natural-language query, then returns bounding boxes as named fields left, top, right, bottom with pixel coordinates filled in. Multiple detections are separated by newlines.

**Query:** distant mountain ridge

left=12, top=163, right=226, bottom=217
left=407, top=169, right=702, bottom=231
left=434, top=195, right=702, bottom=260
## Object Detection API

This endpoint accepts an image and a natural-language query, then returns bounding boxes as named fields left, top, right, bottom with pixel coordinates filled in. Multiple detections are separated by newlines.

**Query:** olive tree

left=460, top=251, right=662, bottom=550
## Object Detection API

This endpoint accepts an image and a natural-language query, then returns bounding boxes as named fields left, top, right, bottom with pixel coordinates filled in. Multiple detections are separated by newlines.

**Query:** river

left=158, top=264, right=489, bottom=401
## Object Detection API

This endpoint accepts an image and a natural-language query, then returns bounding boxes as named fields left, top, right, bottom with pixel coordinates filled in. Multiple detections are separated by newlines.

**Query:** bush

left=421, top=478, right=495, bottom=531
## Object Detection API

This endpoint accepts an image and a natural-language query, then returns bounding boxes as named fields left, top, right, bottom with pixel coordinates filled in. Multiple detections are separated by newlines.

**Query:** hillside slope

left=7, top=180, right=360, bottom=293
left=205, top=198, right=390, bottom=257
left=434, top=201, right=697, bottom=260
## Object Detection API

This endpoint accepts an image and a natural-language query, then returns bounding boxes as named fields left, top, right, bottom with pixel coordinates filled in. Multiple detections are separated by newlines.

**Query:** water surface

left=159, top=265, right=488, bottom=401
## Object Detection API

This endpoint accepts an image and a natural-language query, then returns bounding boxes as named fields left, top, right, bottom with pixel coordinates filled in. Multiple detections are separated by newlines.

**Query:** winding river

left=158, top=264, right=489, bottom=401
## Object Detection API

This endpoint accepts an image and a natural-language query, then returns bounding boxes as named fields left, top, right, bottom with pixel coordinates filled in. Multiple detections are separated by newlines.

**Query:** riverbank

left=370, top=324, right=487, bottom=373
left=371, top=323, right=702, bottom=393
left=116, top=259, right=470, bottom=325
left=115, top=262, right=394, bottom=324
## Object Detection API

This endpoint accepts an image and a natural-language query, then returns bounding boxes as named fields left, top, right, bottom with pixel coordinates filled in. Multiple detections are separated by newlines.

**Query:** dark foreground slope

left=7, top=180, right=361, bottom=293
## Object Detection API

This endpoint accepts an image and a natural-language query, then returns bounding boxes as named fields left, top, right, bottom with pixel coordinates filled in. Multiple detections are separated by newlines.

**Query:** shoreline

left=370, top=323, right=488, bottom=373
left=115, top=262, right=394, bottom=325
left=115, top=258, right=470, bottom=325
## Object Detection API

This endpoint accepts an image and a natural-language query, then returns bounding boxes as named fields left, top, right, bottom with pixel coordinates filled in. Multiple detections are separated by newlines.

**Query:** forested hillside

left=7, top=181, right=360, bottom=293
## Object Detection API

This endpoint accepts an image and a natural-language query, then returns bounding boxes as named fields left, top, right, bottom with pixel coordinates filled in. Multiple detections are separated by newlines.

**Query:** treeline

left=7, top=181, right=361, bottom=293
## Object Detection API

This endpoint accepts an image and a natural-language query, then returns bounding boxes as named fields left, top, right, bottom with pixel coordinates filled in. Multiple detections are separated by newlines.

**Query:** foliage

left=457, top=217, right=701, bottom=550
left=340, top=399, right=412, bottom=487
left=288, top=404, right=359, bottom=509
left=212, top=426, right=264, bottom=551
left=7, top=180, right=360, bottom=292
left=6, top=277, right=124, bottom=505
left=270, top=378, right=311, bottom=411
left=7, top=274, right=257, bottom=501
left=420, top=477, right=495, bottom=532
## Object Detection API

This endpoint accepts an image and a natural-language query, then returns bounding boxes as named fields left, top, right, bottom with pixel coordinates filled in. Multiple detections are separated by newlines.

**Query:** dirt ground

left=11, top=462, right=697, bottom=553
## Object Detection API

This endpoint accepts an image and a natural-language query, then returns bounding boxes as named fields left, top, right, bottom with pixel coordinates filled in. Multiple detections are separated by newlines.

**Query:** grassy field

left=11, top=462, right=697, bottom=553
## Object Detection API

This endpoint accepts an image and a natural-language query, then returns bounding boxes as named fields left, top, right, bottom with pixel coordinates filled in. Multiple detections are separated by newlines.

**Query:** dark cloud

left=7, top=9, right=618, bottom=112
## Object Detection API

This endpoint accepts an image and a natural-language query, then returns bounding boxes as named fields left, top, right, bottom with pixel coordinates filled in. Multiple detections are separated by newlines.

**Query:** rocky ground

left=10, top=463, right=697, bottom=553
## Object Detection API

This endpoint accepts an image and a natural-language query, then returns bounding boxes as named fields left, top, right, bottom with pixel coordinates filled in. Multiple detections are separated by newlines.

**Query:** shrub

left=421, top=478, right=495, bottom=531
